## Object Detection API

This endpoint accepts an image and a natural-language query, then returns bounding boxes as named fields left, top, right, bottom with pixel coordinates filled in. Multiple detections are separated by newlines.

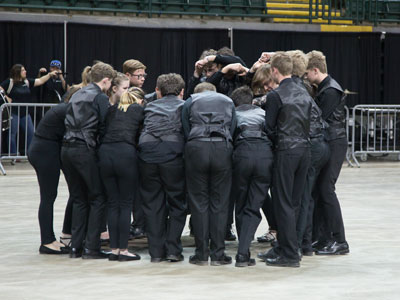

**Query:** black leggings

left=98, top=142, right=138, bottom=249
left=28, top=136, right=72, bottom=245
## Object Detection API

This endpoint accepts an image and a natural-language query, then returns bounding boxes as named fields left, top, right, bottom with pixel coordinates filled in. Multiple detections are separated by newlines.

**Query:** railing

left=347, top=105, right=400, bottom=167
left=0, top=102, right=57, bottom=175
left=0, top=0, right=399, bottom=24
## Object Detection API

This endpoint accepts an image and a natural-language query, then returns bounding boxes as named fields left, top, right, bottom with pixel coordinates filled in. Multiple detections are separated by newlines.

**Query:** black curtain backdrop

left=66, top=24, right=229, bottom=93
left=232, top=30, right=383, bottom=107
left=384, top=33, right=400, bottom=104
left=0, top=22, right=64, bottom=81
left=0, top=21, right=399, bottom=106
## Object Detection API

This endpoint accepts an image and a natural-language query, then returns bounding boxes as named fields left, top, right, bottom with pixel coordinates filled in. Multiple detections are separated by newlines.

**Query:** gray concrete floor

left=0, top=161, right=399, bottom=300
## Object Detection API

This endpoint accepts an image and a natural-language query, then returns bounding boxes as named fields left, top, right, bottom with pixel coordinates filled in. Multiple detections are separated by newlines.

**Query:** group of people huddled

left=0, top=46, right=349, bottom=268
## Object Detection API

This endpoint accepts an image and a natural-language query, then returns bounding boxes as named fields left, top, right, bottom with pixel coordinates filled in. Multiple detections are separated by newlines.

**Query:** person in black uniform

left=138, top=73, right=187, bottom=263
left=263, top=52, right=312, bottom=268
left=305, top=50, right=349, bottom=255
left=229, top=86, right=274, bottom=267
left=36, top=60, right=67, bottom=103
left=285, top=50, right=331, bottom=257
left=27, top=101, right=73, bottom=254
left=61, top=62, right=116, bottom=259
left=98, top=87, right=144, bottom=262
left=182, top=82, right=237, bottom=266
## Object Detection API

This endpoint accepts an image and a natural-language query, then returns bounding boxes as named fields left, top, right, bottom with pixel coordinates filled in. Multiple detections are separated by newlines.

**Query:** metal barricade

left=349, top=105, right=400, bottom=167
left=0, top=102, right=57, bottom=175
left=344, top=105, right=355, bottom=167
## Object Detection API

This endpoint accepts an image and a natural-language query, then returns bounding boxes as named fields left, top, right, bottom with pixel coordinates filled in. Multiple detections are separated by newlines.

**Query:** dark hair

left=230, top=86, right=253, bottom=107
left=10, top=64, right=24, bottom=82
left=90, top=62, right=116, bottom=83
left=156, top=73, right=185, bottom=97
left=217, top=46, right=235, bottom=56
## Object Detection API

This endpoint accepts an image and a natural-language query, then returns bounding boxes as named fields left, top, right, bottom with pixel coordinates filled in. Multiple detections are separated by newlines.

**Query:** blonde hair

left=81, top=66, right=92, bottom=86
left=123, top=59, right=146, bottom=74
left=118, top=86, right=145, bottom=112
left=271, top=52, right=293, bottom=76
left=194, top=82, right=216, bottom=94
left=306, top=50, right=327, bottom=73
left=251, top=64, right=273, bottom=95
left=287, top=50, right=308, bottom=77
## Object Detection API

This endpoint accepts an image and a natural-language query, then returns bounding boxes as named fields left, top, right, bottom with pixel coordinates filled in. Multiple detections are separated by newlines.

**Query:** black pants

left=28, top=137, right=64, bottom=245
left=98, top=142, right=138, bottom=249
left=273, top=147, right=310, bottom=260
left=233, top=144, right=273, bottom=256
left=297, top=137, right=330, bottom=248
left=185, top=140, right=233, bottom=261
left=132, top=191, right=145, bottom=229
left=315, top=137, right=347, bottom=242
left=139, top=157, right=186, bottom=258
left=61, top=145, right=106, bottom=250
left=261, top=189, right=277, bottom=231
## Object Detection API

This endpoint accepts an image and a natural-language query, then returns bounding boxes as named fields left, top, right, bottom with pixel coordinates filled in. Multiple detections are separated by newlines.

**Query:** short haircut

left=251, top=64, right=273, bottom=95
left=119, top=86, right=145, bottom=112
left=306, top=50, right=327, bottom=73
left=10, top=64, right=24, bottom=82
left=271, top=52, right=293, bottom=76
left=123, top=59, right=147, bottom=74
left=199, top=49, right=217, bottom=60
left=287, top=50, right=308, bottom=77
left=230, top=86, right=253, bottom=107
left=90, top=62, right=116, bottom=83
left=217, top=46, right=235, bottom=56
left=156, top=73, right=185, bottom=97
left=194, top=82, right=216, bottom=94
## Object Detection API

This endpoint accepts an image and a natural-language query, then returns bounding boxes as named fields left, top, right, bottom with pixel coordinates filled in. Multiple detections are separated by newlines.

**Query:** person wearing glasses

left=123, top=59, right=147, bottom=88
left=122, top=59, right=148, bottom=240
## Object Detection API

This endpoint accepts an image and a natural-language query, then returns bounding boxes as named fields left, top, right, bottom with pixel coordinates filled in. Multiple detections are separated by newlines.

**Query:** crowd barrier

left=347, top=105, right=400, bottom=167
left=0, top=101, right=57, bottom=175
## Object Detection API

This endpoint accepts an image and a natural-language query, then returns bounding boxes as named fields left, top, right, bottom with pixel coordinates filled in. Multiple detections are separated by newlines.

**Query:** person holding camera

left=36, top=60, right=67, bottom=103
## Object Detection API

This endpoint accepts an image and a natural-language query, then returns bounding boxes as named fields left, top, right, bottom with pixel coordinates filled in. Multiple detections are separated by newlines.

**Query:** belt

left=194, top=137, right=225, bottom=142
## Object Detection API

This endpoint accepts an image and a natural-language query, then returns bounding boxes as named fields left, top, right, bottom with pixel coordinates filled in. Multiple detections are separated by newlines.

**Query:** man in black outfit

left=305, top=50, right=349, bottom=255
left=37, top=60, right=67, bottom=103
left=264, top=52, right=312, bottom=268
left=61, top=62, right=116, bottom=259
left=138, top=73, right=187, bottom=263
left=182, top=83, right=237, bottom=266
left=229, top=86, right=274, bottom=267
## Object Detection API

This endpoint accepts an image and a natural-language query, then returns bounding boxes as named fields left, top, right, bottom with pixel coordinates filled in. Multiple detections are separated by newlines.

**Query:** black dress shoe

left=69, top=247, right=83, bottom=258
left=235, top=254, right=256, bottom=267
left=266, top=256, right=300, bottom=268
left=302, top=246, right=314, bottom=256
left=257, top=231, right=276, bottom=243
left=225, top=227, right=237, bottom=241
left=150, top=257, right=166, bottom=263
left=211, top=254, right=232, bottom=266
left=82, top=248, right=109, bottom=259
left=257, top=247, right=279, bottom=262
left=189, top=255, right=208, bottom=266
left=316, top=241, right=350, bottom=255
left=166, top=254, right=184, bottom=262
left=39, top=245, right=64, bottom=255
left=130, top=227, right=146, bottom=239
left=108, top=253, right=119, bottom=261
left=312, top=240, right=329, bottom=251
left=119, top=253, right=141, bottom=262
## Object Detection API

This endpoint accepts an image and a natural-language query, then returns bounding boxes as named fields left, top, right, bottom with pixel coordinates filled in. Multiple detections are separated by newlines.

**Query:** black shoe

left=312, top=240, right=329, bottom=251
left=189, top=255, right=208, bottom=266
left=225, top=227, right=237, bottom=241
left=266, top=256, right=300, bottom=268
left=82, top=248, right=109, bottom=259
left=39, top=245, right=64, bottom=255
left=257, top=247, right=279, bottom=262
left=211, top=254, right=232, bottom=266
left=257, top=231, right=276, bottom=243
left=150, top=257, right=166, bottom=263
left=302, top=246, right=314, bottom=256
left=108, top=253, right=119, bottom=261
left=235, top=254, right=256, bottom=267
left=316, top=241, right=350, bottom=255
left=130, top=227, right=146, bottom=239
left=119, top=253, right=141, bottom=261
left=271, top=240, right=279, bottom=248
left=166, top=254, right=184, bottom=262
left=69, top=247, right=83, bottom=258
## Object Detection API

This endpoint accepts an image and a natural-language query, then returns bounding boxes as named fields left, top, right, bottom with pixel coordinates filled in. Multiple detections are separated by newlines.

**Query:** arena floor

left=0, top=160, right=399, bottom=300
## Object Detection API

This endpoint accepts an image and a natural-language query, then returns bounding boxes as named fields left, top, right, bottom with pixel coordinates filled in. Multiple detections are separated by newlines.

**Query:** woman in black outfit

left=98, top=85, right=144, bottom=262
left=28, top=101, right=73, bottom=254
